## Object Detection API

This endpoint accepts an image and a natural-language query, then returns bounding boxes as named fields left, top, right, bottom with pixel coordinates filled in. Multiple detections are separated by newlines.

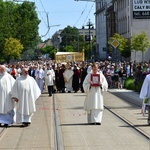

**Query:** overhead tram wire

left=34, top=0, right=51, bottom=38
left=74, top=2, right=88, bottom=26
left=39, top=0, right=47, bottom=13
left=34, top=0, right=47, bottom=27
left=82, top=3, right=94, bottom=27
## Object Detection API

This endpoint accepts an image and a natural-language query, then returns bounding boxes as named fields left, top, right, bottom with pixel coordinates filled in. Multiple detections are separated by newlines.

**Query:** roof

left=55, top=52, right=81, bottom=55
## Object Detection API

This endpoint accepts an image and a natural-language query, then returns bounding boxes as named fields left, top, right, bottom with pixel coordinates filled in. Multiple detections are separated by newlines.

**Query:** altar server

left=83, top=63, right=108, bottom=125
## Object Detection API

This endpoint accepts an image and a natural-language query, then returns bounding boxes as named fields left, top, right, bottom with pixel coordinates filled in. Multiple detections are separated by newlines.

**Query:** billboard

left=133, top=0, right=150, bottom=19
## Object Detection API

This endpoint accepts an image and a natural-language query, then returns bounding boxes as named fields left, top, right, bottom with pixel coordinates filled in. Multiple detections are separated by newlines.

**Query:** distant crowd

left=2, top=60, right=150, bottom=93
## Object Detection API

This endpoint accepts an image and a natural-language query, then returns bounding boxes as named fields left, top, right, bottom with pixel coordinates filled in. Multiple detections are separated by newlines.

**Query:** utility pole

left=75, top=0, right=98, bottom=61
left=86, top=19, right=94, bottom=60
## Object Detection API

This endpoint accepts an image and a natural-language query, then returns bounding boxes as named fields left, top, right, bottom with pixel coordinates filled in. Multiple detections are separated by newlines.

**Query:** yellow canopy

left=55, top=51, right=84, bottom=62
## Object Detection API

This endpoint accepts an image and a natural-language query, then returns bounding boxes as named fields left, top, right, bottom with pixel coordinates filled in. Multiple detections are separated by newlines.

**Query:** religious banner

left=55, top=51, right=85, bottom=63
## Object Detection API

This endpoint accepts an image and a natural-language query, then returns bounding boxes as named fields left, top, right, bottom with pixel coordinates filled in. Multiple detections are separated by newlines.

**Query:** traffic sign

left=111, top=39, right=119, bottom=48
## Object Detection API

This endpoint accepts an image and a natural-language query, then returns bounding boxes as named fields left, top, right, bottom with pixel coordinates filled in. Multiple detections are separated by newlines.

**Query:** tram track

left=0, top=127, right=7, bottom=139
left=104, top=105, right=150, bottom=140
left=53, top=94, right=64, bottom=150
left=106, top=90, right=150, bottom=141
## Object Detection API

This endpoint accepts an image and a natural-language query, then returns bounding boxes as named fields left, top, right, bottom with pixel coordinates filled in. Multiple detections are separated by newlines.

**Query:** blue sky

left=34, top=0, right=96, bottom=41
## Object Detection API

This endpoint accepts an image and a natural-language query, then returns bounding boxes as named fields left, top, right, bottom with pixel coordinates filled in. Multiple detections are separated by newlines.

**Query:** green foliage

left=49, top=49, right=57, bottom=60
left=59, top=26, right=96, bottom=59
left=21, top=49, right=37, bottom=60
left=132, top=31, right=150, bottom=61
left=132, top=31, right=150, bottom=52
left=60, top=26, right=88, bottom=50
left=60, top=26, right=79, bottom=51
left=40, top=45, right=57, bottom=60
left=124, top=77, right=135, bottom=90
left=124, top=77, right=144, bottom=92
left=0, top=1, right=40, bottom=62
left=120, top=38, right=131, bottom=58
left=63, top=45, right=74, bottom=52
left=4, top=37, right=23, bottom=62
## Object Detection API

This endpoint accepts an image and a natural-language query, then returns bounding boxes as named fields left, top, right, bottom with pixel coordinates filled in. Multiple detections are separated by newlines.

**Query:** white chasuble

left=11, top=75, right=41, bottom=116
left=0, top=72, right=15, bottom=114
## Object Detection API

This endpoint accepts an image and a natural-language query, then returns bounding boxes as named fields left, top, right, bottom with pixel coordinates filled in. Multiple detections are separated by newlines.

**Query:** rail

left=53, top=94, right=64, bottom=150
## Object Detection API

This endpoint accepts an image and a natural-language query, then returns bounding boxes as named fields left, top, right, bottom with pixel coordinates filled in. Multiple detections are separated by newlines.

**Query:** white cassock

left=83, top=71, right=108, bottom=124
left=0, top=72, right=15, bottom=124
left=139, top=74, right=150, bottom=115
left=11, top=75, right=41, bottom=123
left=44, top=69, right=55, bottom=86
left=63, top=69, right=74, bottom=92
left=35, top=68, right=45, bottom=93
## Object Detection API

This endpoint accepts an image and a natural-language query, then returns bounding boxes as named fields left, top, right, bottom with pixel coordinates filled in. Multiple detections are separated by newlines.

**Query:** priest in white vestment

left=83, top=63, right=108, bottom=125
left=0, top=65, right=15, bottom=127
left=11, top=67, right=41, bottom=127
left=63, top=64, right=74, bottom=93
left=44, top=63, right=55, bottom=96
left=35, top=65, right=45, bottom=93
left=139, top=74, right=150, bottom=125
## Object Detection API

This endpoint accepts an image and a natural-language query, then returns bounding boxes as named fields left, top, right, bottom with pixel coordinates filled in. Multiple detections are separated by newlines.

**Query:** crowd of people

left=0, top=59, right=150, bottom=126
left=4, top=60, right=150, bottom=92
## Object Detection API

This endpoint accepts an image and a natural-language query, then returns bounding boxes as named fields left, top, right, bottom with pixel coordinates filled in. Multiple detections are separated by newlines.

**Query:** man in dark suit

left=28, top=65, right=36, bottom=79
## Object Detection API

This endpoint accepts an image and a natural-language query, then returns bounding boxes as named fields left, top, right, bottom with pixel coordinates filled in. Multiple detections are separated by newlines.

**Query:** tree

left=40, top=45, right=57, bottom=60
left=4, top=37, right=23, bottom=63
left=60, top=26, right=80, bottom=51
left=132, top=31, right=150, bottom=62
left=63, top=45, right=74, bottom=52
left=14, top=1, right=40, bottom=51
left=0, top=1, right=40, bottom=62
left=59, top=26, right=92, bottom=59
left=119, top=38, right=131, bottom=58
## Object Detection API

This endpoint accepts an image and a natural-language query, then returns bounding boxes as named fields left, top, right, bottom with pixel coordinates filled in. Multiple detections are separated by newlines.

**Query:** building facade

left=95, top=0, right=112, bottom=60
left=96, top=0, right=150, bottom=62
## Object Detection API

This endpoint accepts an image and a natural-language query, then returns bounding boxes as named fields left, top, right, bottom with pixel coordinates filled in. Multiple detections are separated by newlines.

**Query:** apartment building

left=95, top=0, right=112, bottom=60
left=96, top=0, right=150, bottom=62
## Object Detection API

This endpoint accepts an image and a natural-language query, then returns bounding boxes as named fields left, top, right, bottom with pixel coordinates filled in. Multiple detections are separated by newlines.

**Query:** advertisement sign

left=133, top=0, right=150, bottom=19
